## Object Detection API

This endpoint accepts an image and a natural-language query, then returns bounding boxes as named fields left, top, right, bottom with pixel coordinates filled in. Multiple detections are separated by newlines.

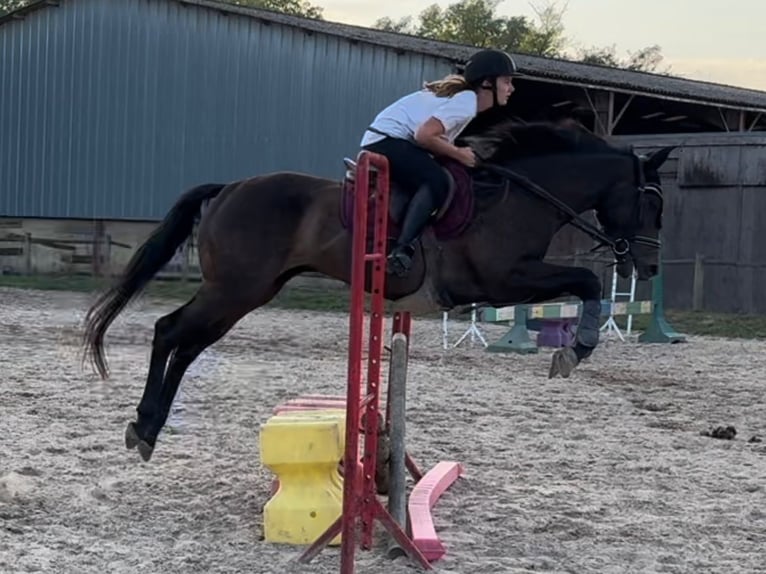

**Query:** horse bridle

left=478, top=160, right=663, bottom=262
left=630, top=182, right=664, bottom=251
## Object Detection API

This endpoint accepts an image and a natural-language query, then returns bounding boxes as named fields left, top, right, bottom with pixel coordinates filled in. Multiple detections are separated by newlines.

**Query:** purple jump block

left=535, top=318, right=577, bottom=348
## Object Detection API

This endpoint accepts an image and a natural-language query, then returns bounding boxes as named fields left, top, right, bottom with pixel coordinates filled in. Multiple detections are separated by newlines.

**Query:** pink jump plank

left=272, top=396, right=347, bottom=414
left=273, top=402, right=346, bottom=413
left=290, top=394, right=347, bottom=401
left=283, top=398, right=346, bottom=406
left=271, top=392, right=369, bottom=416
left=407, top=461, right=464, bottom=562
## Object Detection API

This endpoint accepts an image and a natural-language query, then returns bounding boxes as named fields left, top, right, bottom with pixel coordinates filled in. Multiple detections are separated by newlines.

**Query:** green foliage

left=375, top=0, right=563, bottom=57
left=224, top=0, right=323, bottom=19
left=0, top=0, right=31, bottom=17
left=578, top=43, right=669, bottom=73
left=374, top=0, right=666, bottom=72
left=2, top=274, right=764, bottom=339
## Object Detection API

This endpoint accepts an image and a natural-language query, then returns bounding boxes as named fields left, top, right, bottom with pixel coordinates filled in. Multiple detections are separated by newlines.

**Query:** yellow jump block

left=260, top=409, right=347, bottom=545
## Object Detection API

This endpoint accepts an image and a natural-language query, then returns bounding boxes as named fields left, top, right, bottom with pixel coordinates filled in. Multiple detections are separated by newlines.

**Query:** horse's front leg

left=499, top=262, right=603, bottom=379
left=548, top=294, right=601, bottom=379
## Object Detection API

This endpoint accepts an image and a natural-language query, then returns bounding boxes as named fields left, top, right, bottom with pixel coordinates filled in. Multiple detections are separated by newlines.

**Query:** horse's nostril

left=649, top=264, right=658, bottom=275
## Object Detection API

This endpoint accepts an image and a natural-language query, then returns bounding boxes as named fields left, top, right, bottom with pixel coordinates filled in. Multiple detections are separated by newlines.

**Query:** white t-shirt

left=360, top=89, right=478, bottom=147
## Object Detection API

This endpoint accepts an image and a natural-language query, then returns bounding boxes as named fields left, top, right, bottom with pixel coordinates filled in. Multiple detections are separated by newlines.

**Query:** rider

left=360, top=48, right=520, bottom=277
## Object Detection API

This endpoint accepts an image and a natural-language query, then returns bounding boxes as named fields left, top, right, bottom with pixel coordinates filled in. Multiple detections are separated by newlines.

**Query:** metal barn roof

left=6, top=0, right=763, bottom=112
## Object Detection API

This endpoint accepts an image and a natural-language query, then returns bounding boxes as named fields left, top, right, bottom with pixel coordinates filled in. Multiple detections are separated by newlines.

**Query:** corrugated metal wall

left=0, top=0, right=452, bottom=220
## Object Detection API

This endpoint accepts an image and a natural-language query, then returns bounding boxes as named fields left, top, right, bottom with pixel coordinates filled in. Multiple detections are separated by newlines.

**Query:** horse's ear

left=645, top=146, right=676, bottom=170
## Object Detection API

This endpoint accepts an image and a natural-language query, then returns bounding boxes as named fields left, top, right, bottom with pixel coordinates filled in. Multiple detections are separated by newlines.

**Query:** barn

left=1, top=0, right=765, bottom=312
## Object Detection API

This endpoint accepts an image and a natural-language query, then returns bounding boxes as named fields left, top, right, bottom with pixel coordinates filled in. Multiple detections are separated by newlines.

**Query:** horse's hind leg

left=126, top=280, right=273, bottom=462
left=125, top=305, right=187, bottom=453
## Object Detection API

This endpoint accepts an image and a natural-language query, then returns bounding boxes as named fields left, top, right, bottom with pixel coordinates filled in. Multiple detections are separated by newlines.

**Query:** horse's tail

left=83, top=182, right=226, bottom=379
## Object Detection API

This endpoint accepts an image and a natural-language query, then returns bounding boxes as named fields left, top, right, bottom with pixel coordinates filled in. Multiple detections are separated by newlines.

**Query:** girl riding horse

left=360, top=49, right=521, bottom=276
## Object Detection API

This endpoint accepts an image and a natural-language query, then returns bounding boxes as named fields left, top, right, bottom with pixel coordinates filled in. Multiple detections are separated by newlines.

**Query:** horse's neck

left=503, top=152, right=631, bottom=214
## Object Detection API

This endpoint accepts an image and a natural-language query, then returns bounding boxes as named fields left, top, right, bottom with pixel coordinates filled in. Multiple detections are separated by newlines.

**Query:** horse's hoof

left=137, top=440, right=155, bottom=462
left=548, top=347, right=579, bottom=379
left=125, top=422, right=140, bottom=450
left=126, top=422, right=155, bottom=461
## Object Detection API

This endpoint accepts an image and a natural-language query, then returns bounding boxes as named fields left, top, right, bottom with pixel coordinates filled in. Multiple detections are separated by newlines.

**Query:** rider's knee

left=427, top=169, right=451, bottom=205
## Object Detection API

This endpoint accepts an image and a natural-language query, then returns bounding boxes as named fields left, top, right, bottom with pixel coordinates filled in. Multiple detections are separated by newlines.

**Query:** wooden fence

left=0, top=230, right=130, bottom=277
left=2, top=134, right=765, bottom=313
left=3, top=228, right=765, bottom=314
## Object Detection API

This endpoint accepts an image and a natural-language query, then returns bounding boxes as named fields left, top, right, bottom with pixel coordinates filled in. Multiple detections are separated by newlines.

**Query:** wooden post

left=104, top=234, right=113, bottom=277
left=181, top=241, right=190, bottom=283
left=692, top=253, right=704, bottom=311
left=93, top=221, right=106, bottom=277
left=606, top=91, right=615, bottom=135
left=24, top=232, right=32, bottom=275
left=386, top=332, right=408, bottom=559
left=638, top=261, right=686, bottom=344
left=583, top=89, right=612, bottom=136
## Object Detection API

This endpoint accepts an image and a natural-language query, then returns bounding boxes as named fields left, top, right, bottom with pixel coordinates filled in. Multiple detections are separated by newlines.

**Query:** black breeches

left=362, top=137, right=450, bottom=206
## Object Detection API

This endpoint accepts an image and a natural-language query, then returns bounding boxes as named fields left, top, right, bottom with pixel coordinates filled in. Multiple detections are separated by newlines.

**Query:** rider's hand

left=455, top=146, right=477, bottom=168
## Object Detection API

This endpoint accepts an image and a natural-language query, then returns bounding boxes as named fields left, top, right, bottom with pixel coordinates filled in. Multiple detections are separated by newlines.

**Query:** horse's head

left=461, top=117, right=675, bottom=281
left=595, top=145, right=674, bottom=280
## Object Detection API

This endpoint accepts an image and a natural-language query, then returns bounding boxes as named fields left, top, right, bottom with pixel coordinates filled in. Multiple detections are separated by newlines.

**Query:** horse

left=82, top=118, right=674, bottom=462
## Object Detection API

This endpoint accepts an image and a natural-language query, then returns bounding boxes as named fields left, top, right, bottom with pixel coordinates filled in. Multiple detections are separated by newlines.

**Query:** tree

left=625, top=45, right=667, bottom=73
left=578, top=43, right=669, bottom=73
left=517, top=1, right=566, bottom=58
left=374, top=0, right=564, bottom=57
left=0, top=0, right=31, bottom=17
left=374, top=15, right=416, bottom=35
left=224, top=0, right=323, bottom=19
left=374, top=0, right=666, bottom=73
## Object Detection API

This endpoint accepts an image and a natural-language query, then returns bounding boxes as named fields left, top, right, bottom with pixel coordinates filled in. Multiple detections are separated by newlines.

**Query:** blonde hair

left=423, top=74, right=471, bottom=97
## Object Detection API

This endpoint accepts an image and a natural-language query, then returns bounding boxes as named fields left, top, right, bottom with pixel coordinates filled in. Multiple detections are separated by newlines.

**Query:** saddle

left=339, top=156, right=475, bottom=242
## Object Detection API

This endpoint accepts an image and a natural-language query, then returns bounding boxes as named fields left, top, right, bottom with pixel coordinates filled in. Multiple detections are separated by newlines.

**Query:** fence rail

left=0, top=231, right=130, bottom=276
left=2, top=231, right=765, bottom=314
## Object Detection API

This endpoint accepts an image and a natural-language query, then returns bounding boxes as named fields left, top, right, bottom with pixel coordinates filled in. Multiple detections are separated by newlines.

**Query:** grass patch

left=0, top=273, right=351, bottom=312
left=0, top=274, right=112, bottom=294
left=619, top=310, right=766, bottom=340
left=1, top=274, right=764, bottom=340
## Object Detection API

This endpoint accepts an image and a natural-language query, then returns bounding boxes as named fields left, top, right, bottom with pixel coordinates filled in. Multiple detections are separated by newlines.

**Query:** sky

left=317, top=0, right=766, bottom=91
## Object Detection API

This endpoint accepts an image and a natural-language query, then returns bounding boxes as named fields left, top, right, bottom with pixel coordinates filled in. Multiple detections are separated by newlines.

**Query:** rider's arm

left=414, top=90, right=477, bottom=162
left=414, top=118, right=466, bottom=161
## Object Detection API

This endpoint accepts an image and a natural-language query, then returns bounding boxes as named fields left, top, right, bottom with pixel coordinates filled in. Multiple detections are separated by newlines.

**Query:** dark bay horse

left=83, top=119, right=674, bottom=462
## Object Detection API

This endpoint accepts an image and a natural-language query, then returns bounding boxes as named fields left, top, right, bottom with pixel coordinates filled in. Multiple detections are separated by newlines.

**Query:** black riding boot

left=386, top=187, right=436, bottom=277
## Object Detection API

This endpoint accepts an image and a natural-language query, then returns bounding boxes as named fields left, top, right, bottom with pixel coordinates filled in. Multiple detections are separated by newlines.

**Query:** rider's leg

left=361, top=138, right=450, bottom=276
left=386, top=166, right=449, bottom=276
left=384, top=184, right=434, bottom=275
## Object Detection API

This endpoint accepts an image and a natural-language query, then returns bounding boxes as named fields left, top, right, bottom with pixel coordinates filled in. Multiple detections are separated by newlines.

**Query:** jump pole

left=297, top=150, right=432, bottom=573
left=385, top=330, right=409, bottom=559
left=638, top=260, right=686, bottom=343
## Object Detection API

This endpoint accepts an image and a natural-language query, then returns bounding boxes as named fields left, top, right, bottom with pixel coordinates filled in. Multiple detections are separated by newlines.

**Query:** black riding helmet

left=464, top=49, right=519, bottom=84
left=463, top=49, right=520, bottom=107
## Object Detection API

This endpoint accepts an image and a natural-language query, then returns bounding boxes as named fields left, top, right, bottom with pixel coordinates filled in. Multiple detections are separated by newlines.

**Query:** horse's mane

left=458, top=117, right=634, bottom=164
